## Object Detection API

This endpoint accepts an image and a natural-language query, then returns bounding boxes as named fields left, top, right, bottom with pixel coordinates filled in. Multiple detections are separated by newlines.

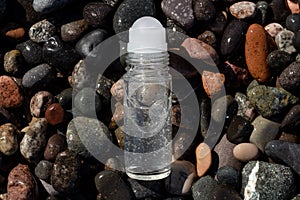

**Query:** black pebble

left=194, top=0, right=216, bottom=21
left=281, top=104, right=300, bottom=134
left=286, top=14, right=300, bottom=32
left=227, top=115, right=253, bottom=144
left=278, top=61, right=300, bottom=96
left=16, top=40, right=43, bottom=66
left=83, top=2, right=114, bottom=27
left=216, top=166, right=240, bottom=190
left=266, top=50, right=293, bottom=72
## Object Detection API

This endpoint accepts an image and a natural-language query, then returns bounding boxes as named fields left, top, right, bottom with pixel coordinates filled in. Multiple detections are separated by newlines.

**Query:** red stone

left=45, top=103, right=65, bottom=125
left=0, top=76, right=23, bottom=108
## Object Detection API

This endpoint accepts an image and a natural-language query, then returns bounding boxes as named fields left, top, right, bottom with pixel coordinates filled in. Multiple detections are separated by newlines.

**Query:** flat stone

left=233, top=143, right=260, bottom=162
left=265, top=23, right=284, bottom=37
left=195, top=142, right=211, bottom=176
left=29, top=19, right=56, bottom=43
left=275, top=29, right=297, bottom=54
left=250, top=115, right=281, bottom=152
left=0, top=76, right=23, bottom=108
left=0, top=123, right=19, bottom=155
left=265, top=140, right=300, bottom=176
left=229, top=1, right=257, bottom=19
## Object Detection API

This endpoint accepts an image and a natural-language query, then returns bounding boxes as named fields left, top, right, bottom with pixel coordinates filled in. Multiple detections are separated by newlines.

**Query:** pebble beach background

left=0, top=0, right=299, bottom=199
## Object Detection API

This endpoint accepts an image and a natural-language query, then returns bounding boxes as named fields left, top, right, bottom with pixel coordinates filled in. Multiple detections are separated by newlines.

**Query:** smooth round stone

left=220, top=19, right=248, bottom=57
left=22, top=63, right=55, bottom=90
left=202, top=70, right=225, bottom=97
left=281, top=104, right=300, bottom=134
left=51, top=150, right=81, bottom=193
left=0, top=123, right=19, bottom=155
left=33, top=0, right=71, bottom=14
left=16, top=40, right=43, bottom=65
left=161, top=0, right=194, bottom=29
left=83, top=2, right=113, bottom=27
left=35, top=160, right=53, bottom=181
left=235, top=92, right=256, bottom=121
left=265, top=140, right=300, bottom=176
left=0, top=75, right=23, bottom=109
left=94, top=170, right=134, bottom=200
left=286, top=14, right=300, bottom=32
left=233, top=143, right=259, bottom=162
left=194, top=0, right=216, bottom=21
left=7, top=164, right=38, bottom=200
left=30, top=91, right=54, bottom=118
left=270, top=0, right=292, bottom=23
left=61, top=19, right=88, bottom=42
left=279, top=61, right=300, bottom=96
left=242, top=161, right=295, bottom=200
left=229, top=1, right=256, bottom=19
left=5, top=27, right=25, bottom=40
left=75, top=29, right=108, bottom=57
left=211, top=185, right=242, bottom=200
left=113, top=0, right=155, bottom=40
left=245, top=24, right=271, bottom=83
left=181, top=38, right=219, bottom=65
left=4, top=50, right=24, bottom=75
left=216, top=166, right=240, bottom=190
left=45, top=103, right=65, bottom=125
left=20, top=118, right=47, bottom=163
left=56, top=88, right=72, bottom=109
left=195, top=142, right=211, bottom=176
left=74, top=88, right=102, bottom=116
left=250, top=115, right=281, bottom=152
left=44, top=133, right=66, bottom=161
left=165, top=160, right=196, bottom=195
left=265, top=23, right=284, bottom=37
left=192, top=176, right=217, bottom=200
left=197, top=30, right=217, bottom=48
left=275, top=29, right=297, bottom=54
left=227, top=115, right=253, bottom=144
left=247, top=84, right=299, bottom=118
left=266, top=50, right=293, bottom=71
left=29, top=19, right=56, bottom=43
left=43, top=36, right=80, bottom=72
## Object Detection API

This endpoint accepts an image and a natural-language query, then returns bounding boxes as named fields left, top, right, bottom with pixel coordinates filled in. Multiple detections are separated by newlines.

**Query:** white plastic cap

left=127, top=16, right=167, bottom=53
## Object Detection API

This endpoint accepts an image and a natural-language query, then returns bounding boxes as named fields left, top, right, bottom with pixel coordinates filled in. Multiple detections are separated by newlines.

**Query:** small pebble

left=5, top=27, right=25, bottom=40
left=227, top=115, right=253, bottom=144
left=83, top=2, right=113, bottom=27
left=280, top=131, right=300, bottom=143
left=279, top=61, right=300, bottom=96
left=242, top=161, right=295, bottom=200
left=56, top=88, right=73, bottom=109
left=275, top=29, right=297, bottom=54
left=74, top=88, right=102, bottom=116
left=30, top=91, right=54, bottom=118
left=51, top=150, right=81, bottom=193
left=7, top=164, right=38, bottom=200
left=202, top=70, right=225, bottom=97
left=44, top=133, right=66, bottom=161
left=270, top=0, right=292, bottom=23
left=286, top=13, right=300, bottom=32
left=29, top=19, right=56, bottom=43
left=256, top=1, right=268, bottom=24
left=165, top=160, right=196, bottom=195
left=216, top=166, right=240, bottom=190
left=33, top=0, right=72, bottom=14
left=161, top=0, right=194, bottom=29
left=45, top=103, right=65, bottom=125
left=61, top=19, right=88, bottom=42
left=103, top=0, right=122, bottom=7
left=235, top=92, right=257, bottom=121
left=265, top=23, right=284, bottom=37
left=193, top=0, right=216, bottom=21
left=3, top=50, right=24, bottom=75
left=210, top=185, right=242, bottom=200
left=0, top=123, right=19, bottom=156
left=197, top=30, right=217, bottom=48
left=127, top=178, right=160, bottom=199
left=281, top=104, right=300, bottom=134
left=0, top=75, right=23, bottom=109
left=110, top=79, right=124, bottom=101
left=229, top=1, right=257, bottom=19
left=192, top=176, right=217, bottom=200
left=96, top=74, right=114, bottom=101
left=233, top=143, right=260, bottom=162
left=195, top=142, right=211, bottom=176
left=266, top=50, right=293, bottom=71
left=16, top=40, right=43, bottom=66
left=208, top=11, right=228, bottom=35
left=250, top=115, right=281, bottom=152
left=211, top=95, right=235, bottom=123
left=265, top=140, right=300, bottom=175
left=35, top=160, right=53, bottom=181
left=112, top=102, right=124, bottom=123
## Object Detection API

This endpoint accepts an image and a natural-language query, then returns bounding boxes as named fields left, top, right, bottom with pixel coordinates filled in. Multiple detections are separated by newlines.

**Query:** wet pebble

left=161, top=0, right=194, bottom=29
left=56, top=88, right=73, bottom=109
left=29, top=19, right=56, bottom=43
left=44, top=133, right=66, bottom=161
left=3, top=50, right=24, bottom=75
left=265, top=23, right=284, bottom=37
left=202, top=70, right=225, bottom=97
left=83, top=2, right=114, bottom=27
left=193, top=0, right=216, bottom=21
left=197, top=30, right=217, bottom=48
left=286, top=13, right=300, bottom=32
left=233, top=143, right=260, bottom=162
left=211, top=95, right=235, bottom=123
left=227, top=115, right=253, bottom=144
left=0, top=75, right=23, bottom=109
left=265, top=140, right=300, bottom=175
left=35, top=160, right=53, bottom=181
left=165, top=160, right=196, bottom=195
left=61, top=19, right=89, bottom=42
left=0, top=123, right=19, bottom=156
left=281, top=104, right=300, bottom=134
left=45, top=103, right=65, bottom=125
left=242, top=161, right=295, bottom=200
left=195, top=142, right=211, bottom=176
left=16, top=40, right=43, bottom=66
left=74, top=88, right=102, bottom=116
left=275, top=29, right=297, bottom=54
left=7, top=164, right=38, bottom=200
left=20, top=118, right=48, bottom=163
left=192, top=175, right=217, bottom=200
left=235, top=92, right=256, bottom=121
left=96, top=75, right=114, bottom=101
left=250, top=115, right=281, bottom=152
left=279, top=61, right=300, bottom=96
left=216, top=166, right=240, bottom=190
left=33, top=0, right=72, bottom=14
left=30, top=91, right=54, bottom=118
left=266, top=50, right=293, bottom=72
left=229, top=1, right=257, bottom=19
left=51, top=150, right=81, bottom=194
left=75, top=29, right=108, bottom=57
left=94, top=170, right=134, bottom=200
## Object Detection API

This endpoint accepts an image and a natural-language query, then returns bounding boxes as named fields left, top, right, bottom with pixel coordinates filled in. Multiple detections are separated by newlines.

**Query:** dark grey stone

left=16, top=40, right=43, bottom=66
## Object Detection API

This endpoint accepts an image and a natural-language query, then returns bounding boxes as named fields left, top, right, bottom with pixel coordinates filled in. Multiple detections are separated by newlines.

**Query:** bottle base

left=126, top=167, right=170, bottom=181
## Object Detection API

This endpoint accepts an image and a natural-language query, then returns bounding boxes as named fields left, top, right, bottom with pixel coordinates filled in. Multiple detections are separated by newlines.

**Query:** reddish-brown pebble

left=110, top=79, right=124, bottom=101
left=245, top=24, right=272, bottom=83
left=7, top=164, right=38, bottom=200
left=45, top=103, right=65, bottom=125
left=0, top=75, right=23, bottom=108
left=286, top=0, right=300, bottom=14
left=195, top=142, right=212, bottom=176
left=44, top=134, right=67, bottom=161
left=202, top=70, right=225, bottom=97
left=5, top=27, right=25, bottom=39
left=233, top=143, right=260, bottom=162
left=279, top=132, right=300, bottom=143
left=112, top=102, right=124, bottom=123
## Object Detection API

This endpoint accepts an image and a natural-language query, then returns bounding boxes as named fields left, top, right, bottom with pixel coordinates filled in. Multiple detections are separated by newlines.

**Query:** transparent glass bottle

left=123, top=17, right=172, bottom=180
